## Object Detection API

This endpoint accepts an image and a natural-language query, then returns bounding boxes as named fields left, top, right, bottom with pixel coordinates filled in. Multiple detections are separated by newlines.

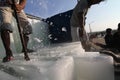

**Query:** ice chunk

left=0, top=56, right=74, bottom=80
left=47, top=56, right=74, bottom=80
left=73, top=55, right=114, bottom=80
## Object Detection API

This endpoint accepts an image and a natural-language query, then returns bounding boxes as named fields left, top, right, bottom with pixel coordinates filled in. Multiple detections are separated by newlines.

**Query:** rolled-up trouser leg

left=17, top=11, right=32, bottom=35
left=0, top=8, right=13, bottom=32
left=17, top=11, right=33, bottom=52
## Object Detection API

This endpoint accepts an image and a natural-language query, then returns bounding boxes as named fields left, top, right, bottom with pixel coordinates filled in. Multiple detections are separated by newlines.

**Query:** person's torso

left=113, top=32, right=120, bottom=45
left=105, top=34, right=113, bottom=43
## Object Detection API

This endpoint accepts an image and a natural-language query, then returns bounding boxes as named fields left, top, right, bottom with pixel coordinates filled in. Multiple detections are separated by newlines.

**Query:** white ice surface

left=0, top=42, right=114, bottom=80
left=74, top=55, right=114, bottom=80
left=0, top=55, right=73, bottom=80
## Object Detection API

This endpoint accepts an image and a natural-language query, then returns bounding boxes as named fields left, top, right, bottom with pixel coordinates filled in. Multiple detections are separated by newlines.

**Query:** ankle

left=6, top=50, right=13, bottom=57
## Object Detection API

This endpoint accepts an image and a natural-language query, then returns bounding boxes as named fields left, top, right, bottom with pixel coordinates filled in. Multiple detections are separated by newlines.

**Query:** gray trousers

left=0, top=7, right=32, bottom=35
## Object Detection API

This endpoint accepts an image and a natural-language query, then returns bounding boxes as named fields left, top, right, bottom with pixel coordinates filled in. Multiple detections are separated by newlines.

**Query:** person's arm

left=15, top=0, right=26, bottom=13
left=19, top=0, right=26, bottom=8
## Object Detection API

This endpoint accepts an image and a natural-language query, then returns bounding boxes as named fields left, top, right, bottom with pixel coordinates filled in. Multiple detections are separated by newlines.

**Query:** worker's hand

left=15, top=4, right=23, bottom=13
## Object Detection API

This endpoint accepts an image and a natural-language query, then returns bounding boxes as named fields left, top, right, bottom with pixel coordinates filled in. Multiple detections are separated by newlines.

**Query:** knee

left=0, top=23, right=13, bottom=33
left=23, top=23, right=33, bottom=35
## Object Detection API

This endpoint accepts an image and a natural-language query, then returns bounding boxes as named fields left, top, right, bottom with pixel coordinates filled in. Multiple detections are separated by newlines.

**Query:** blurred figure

left=104, top=28, right=113, bottom=48
left=113, top=23, right=120, bottom=52
left=70, top=0, right=105, bottom=51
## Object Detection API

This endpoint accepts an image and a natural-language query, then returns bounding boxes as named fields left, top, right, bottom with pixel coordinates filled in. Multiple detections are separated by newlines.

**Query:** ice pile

left=36, top=42, right=114, bottom=80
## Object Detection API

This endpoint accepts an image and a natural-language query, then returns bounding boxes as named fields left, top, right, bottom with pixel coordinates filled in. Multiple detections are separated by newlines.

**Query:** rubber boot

left=1, top=30, right=13, bottom=62
left=21, top=34, right=34, bottom=53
